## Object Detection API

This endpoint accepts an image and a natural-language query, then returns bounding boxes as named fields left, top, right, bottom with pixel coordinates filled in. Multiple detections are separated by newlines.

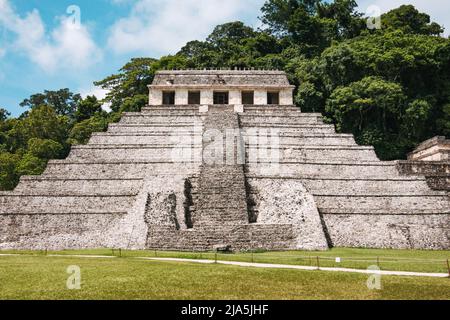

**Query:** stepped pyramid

left=0, top=70, right=449, bottom=251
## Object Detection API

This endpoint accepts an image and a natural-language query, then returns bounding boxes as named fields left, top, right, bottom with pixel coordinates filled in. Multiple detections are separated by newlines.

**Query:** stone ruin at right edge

left=0, top=70, right=449, bottom=251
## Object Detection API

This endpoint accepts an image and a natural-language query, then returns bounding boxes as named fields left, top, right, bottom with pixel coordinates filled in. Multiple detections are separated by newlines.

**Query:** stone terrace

left=0, top=70, right=448, bottom=251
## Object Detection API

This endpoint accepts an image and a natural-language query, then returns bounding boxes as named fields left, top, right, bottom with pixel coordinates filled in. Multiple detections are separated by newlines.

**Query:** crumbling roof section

left=152, top=70, right=292, bottom=87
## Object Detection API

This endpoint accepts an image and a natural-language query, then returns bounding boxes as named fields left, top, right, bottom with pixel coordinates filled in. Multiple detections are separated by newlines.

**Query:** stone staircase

left=146, top=106, right=298, bottom=251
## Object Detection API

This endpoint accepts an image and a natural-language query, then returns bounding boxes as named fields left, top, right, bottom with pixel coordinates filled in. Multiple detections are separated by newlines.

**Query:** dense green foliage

left=0, top=102, right=118, bottom=189
left=1, top=1, right=449, bottom=190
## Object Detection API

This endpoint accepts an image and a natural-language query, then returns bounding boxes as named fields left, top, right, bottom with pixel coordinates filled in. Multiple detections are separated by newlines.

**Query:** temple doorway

left=213, top=91, right=229, bottom=105
left=267, top=91, right=280, bottom=105
left=162, top=91, right=175, bottom=105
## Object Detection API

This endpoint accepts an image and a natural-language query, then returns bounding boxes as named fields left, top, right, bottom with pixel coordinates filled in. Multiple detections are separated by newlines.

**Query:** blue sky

left=0, top=0, right=449, bottom=116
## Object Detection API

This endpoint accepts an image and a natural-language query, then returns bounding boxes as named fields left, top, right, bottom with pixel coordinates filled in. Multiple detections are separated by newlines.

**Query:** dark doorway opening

left=213, top=91, right=229, bottom=105
left=267, top=92, right=280, bottom=105
left=242, top=91, right=254, bottom=105
left=188, top=91, right=201, bottom=104
left=162, top=91, right=175, bottom=105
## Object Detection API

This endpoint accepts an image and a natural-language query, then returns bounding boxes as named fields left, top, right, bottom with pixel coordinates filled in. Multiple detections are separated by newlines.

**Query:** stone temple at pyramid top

left=148, top=70, right=295, bottom=106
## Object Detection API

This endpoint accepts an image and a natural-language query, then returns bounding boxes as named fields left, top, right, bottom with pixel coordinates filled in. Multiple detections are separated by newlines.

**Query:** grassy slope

left=0, top=255, right=449, bottom=300
left=5, top=248, right=449, bottom=273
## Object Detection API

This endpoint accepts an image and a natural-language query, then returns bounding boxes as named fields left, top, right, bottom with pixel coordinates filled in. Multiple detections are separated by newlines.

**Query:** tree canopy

left=0, top=108, right=10, bottom=121
left=381, top=5, right=444, bottom=36
left=19, top=88, right=82, bottom=118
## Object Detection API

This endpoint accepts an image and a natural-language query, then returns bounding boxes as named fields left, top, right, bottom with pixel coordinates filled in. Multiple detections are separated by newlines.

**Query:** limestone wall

left=67, top=146, right=202, bottom=162
left=247, top=178, right=329, bottom=250
left=44, top=162, right=199, bottom=179
left=323, top=214, right=449, bottom=250
left=408, top=136, right=450, bottom=161
left=241, top=109, right=450, bottom=250
left=0, top=174, right=193, bottom=250
left=397, top=160, right=450, bottom=191
left=247, top=162, right=400, bottom=179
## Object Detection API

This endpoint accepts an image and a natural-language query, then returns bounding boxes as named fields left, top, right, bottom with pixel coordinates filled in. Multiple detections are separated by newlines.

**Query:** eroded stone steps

left=87, top=136, right=357, bottom=147
left=114, top=118, right=202, bottom=124
left=190, top=108, right=251, bottom=230
left=120, top=112, right=202, bottom=119
left=146, top=224, right=296, bottom=251
left=397, top=161, right=450, bottom=174
left=10, top=177, right=144, bottom=196
left=122, top=112, right=202, bottom=117
left=72, top=144, right=370, bottom=150
left=81, top=143, right=201, bottom=149
left=241, top=119, right=323, bottom=126
left=120, top=114, right=203, bottom=125
left=109, top=123, right=202, bottom=129
left=86, top=140, right=202, bottom=147
left=241, top=124, right=336, bottom=132
left=0, top=211, right=129, bottom=216
left=107, top=128, right=202, bottom=135
left=109, top=123, right=336, bottom=134
left=89, top=133, right=201, bottom=145
left=315, top=195, right=450, bottom=213
left=424, top=175, right=450, bottom=191
left=108, top=123, right=203, bottom=132
left=92, top=132, right=201, bottom=137
left=119, top=121, right=203, bottom=127
left=245, top=136, right=357, bottom=146
left=246, top=177, right=440, bottom=195
left=119, top=117, right=203, bottom=124
left=240, top=117, right=323, bottom=125
left=140, top=111, right=201, bottom=116
left=0, top=195, right=136, bottom=215
left=246, top=162, right=402, bottom=179
left=66, top=146, right=201, bottom=162
left=241, top=122, right=331, bottom=126
left=42, top=162, right=199, bottom=179
left=246, top=146, right=379, bottom=162
left=191, top=168, right=249, bottom=224
left=88, top=134, right=358, bottom=147
left=319, top=207, right=450, bottom=215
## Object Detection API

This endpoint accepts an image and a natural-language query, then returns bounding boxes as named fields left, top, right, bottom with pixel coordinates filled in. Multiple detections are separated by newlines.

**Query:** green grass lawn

left=0, top=255, right=449, bottom=300
left=4, top=247, right=449, bottom=273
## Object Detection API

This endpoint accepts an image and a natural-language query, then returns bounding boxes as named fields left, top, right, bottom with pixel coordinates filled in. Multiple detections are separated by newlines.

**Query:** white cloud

left=107, top=0, right=264, bottom=56
left=357, top=0, right=450, bottom=36
left=0, top=47, right=5, bottom=58
left=80, top=86, right=112, bottom=112
left=80, top=86, right=109, bottom=100
left=0, top=0, right=102, bottom=72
